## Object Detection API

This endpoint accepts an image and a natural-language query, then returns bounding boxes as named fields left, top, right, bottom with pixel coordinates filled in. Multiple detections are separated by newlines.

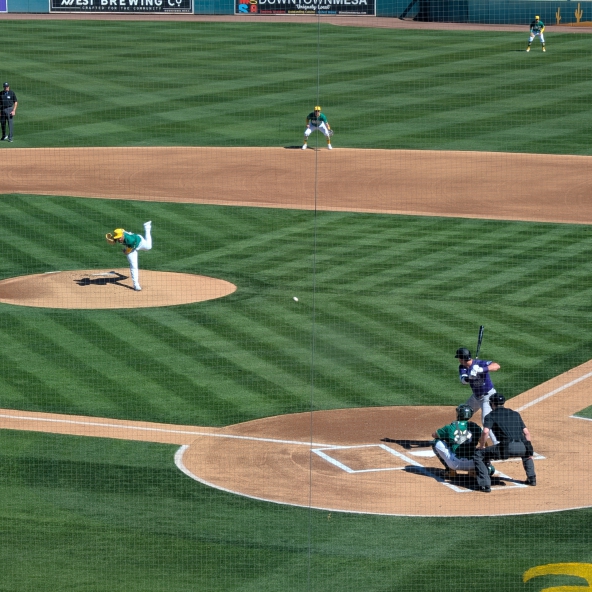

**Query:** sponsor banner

left=50, top=0, right=192, bottom=12
left=0, top=0, right=6, bottom=11
left=236, top=0, right=374, bottom=15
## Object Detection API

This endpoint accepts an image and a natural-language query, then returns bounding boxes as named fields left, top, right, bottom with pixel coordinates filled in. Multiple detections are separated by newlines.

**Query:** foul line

left=516, top=371, right=592, bottom=412
left=0, top=413, right=339, bottom=448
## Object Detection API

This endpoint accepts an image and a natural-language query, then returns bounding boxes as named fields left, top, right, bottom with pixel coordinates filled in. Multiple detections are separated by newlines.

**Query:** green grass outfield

left=0, top=21, right=591, bottom=153
left=1, top=20, right=591, bottom=592
left=1, top=195, right=592, bottom=591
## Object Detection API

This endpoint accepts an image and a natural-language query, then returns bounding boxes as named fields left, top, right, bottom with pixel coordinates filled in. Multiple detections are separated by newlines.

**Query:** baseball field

left=0, top=15, right=591, bottom=591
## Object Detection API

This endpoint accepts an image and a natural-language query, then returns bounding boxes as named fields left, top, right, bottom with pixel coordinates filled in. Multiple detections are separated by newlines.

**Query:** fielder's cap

left=112, top=228, right=124, bottom=239
left=455, top=347, right=472, bottom=361
left=535, top=15, right=540, bottom=19
left=314, top=105, right=321, bottom=111
left=3, top=82, right=8, bottom=88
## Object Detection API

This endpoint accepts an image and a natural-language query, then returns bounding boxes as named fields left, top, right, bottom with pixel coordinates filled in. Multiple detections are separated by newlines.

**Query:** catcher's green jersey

left=435, top=420, right=482, bottom=459
left=307, top=112, right=328, bottom=126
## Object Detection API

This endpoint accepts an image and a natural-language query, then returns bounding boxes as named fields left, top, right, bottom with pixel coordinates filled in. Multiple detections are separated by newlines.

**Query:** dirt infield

left=0, top=145, right=591, bottom=514
left=1, top=358, right=591, bottom=516
left=4, top=147, right=592, bottom=224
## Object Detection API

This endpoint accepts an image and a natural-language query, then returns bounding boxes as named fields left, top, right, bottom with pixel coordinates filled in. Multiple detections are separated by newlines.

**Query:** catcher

left=432, top=404, right=494, bottom=480
left=106, top=221, right=152, bottom=291
left=302, top=105, right=333, bottom=150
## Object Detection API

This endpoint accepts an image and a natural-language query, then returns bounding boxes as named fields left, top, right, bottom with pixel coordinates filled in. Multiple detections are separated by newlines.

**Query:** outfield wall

left=6, top=0, right=592, bottom=24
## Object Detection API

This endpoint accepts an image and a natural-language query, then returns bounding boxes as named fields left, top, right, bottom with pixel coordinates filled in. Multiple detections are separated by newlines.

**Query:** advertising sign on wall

left=236, top=0, right=374, bottom=15
left=50, top=0, right=192, bottom=12
left=0, top=0, right=6, bottom=11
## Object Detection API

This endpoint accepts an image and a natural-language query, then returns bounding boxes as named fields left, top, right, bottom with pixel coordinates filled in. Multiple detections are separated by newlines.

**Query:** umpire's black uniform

left=0, top=82, right=17, bottom=142
left=474, top=394, right=536, bottom=491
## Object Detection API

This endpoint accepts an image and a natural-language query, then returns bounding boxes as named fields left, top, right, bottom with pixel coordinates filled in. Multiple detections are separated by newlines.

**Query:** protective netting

left=0, top=13, right=591, bottom=592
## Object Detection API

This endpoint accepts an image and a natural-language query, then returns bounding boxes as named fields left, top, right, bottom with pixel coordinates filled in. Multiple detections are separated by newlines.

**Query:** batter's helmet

left=490, top=393, right=506, bottom=406
left=455, top=347, right=471, bottom=361
left=112, top=228, right=125, bottom=240
left=314, top=105, right=321, bottom=111
left=456, top=404, right=473, bottom=421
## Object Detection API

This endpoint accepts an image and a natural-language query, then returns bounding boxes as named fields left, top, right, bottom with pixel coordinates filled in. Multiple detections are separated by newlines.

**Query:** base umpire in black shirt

left=0, top=82, right=17, bottom=142
left=473, top=393, right=536, bottom=492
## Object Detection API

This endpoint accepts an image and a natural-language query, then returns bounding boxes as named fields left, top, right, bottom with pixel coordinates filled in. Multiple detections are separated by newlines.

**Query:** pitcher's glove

left=327, top=129, right=334, bottom=137
left=106, top=233, right=116, bottom=245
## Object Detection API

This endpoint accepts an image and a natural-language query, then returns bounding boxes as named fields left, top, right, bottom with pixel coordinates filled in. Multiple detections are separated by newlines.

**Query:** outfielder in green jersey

left=527, top=16, right=545, bottom=52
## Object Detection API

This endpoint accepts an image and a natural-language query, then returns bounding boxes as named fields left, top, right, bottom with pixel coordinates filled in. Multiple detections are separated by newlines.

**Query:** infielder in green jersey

left=106, top=221, right=152, bottom=291
left=432, top=404, right=492, bottom=478
left=527, top=16, right=545, bottom=52
left=302, top=105, right=333, bottom=150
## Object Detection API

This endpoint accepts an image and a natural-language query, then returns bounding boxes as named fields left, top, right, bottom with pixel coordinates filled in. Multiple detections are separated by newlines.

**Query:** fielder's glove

left=469, top=365, right=483, bottom=378
left=327, top=129, right=334, bottom=137
left=106, top=233, right=116, bottom=245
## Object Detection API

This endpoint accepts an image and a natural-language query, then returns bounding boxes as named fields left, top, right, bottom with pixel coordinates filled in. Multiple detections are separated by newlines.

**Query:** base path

left=1, top=359, right=590, bottom=516
left=3, top=147, right=592, bottom=224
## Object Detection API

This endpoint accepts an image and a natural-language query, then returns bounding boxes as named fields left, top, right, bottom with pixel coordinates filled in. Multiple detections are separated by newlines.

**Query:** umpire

left=473, top=393, right=536, bottom=492
left=0, top=82, right=17, bottom=142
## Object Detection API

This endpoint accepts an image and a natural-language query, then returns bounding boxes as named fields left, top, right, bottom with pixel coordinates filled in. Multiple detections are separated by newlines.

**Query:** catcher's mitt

left=327, top=129, right=334, bottom=137
left=106, top=233, right=116, bottom=245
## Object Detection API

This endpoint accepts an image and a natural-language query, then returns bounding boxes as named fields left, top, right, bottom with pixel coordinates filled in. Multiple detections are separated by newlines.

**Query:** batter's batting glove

left=469, top=365, right=483, bottom=378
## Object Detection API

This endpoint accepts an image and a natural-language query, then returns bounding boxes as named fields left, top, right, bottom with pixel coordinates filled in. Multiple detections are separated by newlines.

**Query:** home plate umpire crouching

left=473, top=393, right=537, bottom=492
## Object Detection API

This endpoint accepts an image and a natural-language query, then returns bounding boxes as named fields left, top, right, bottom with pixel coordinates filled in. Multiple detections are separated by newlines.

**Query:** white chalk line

left=0, top=413, right=340, bottom=448
left=516, top=370, right=592, bottom=412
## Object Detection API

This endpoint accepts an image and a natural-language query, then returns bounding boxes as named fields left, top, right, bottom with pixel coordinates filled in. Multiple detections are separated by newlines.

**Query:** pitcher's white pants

left=126, top=221, right=152, bottom=290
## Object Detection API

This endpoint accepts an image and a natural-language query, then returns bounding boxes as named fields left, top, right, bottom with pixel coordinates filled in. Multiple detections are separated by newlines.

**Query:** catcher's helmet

left=456, top=404, right=474, bottom=421
left=490, top=393, right=505, bottom=406
left=314, top=105, right=321, bottom=111
left=455, top=347, right=471, bottom=361
left=112, top=228, right=124, bottom=240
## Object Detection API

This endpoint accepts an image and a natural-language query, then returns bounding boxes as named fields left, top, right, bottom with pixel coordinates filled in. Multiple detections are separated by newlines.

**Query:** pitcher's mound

left=0, top=269, right=236, bottom=309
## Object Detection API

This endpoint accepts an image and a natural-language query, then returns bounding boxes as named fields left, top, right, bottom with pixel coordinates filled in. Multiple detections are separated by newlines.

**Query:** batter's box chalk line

left=312, top=443, right=423, bottom=474
left=313, top=444, right=544, bottom=493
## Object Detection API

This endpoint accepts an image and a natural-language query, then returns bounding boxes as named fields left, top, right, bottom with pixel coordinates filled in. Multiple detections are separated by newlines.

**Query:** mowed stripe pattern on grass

left=1, top=195, right=591, bottom=424
left=0, top=22, right=590, bottom=153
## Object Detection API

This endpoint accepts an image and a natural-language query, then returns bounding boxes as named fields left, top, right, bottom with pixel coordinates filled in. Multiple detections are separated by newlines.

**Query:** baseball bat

left=475, top=325, right=484, bottom=359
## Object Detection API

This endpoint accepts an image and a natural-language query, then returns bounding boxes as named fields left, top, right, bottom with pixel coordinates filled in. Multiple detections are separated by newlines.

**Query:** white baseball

left=293, top=297, right=299, bottom=302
